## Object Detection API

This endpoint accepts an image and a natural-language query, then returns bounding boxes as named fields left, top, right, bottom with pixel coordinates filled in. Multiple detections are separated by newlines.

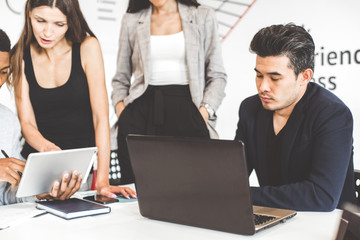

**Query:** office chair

left=355, top=170, right=360, bottom=206
left=335, top=204, right=360, bottom=240
left=109, top=149, right=121, bottom=185
left=109, top=124, right=121, bottom=186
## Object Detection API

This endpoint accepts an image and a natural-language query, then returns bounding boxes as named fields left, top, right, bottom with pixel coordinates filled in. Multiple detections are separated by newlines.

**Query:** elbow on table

left=313, top=194, right=338, bottom=212
left=321, top=202, right=337, bottom=212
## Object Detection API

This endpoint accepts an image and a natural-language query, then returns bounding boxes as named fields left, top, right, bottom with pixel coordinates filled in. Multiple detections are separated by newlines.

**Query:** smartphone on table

left=83, top=194, right=119, bottom=204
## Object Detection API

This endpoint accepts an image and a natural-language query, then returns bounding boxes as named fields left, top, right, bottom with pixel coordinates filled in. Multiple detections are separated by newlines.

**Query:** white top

left=0, top=104, right=21, bottom=160
left=149, top=31, right=189, bottom=86
left=0, top=104, right=32, bottom=205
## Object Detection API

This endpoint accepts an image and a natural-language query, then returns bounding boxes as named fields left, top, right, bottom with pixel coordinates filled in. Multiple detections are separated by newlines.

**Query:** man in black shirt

left=235, top=23, right=356, bottom=211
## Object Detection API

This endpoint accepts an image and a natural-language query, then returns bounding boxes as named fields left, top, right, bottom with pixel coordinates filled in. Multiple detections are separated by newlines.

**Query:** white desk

left=0, top=200, right=342, bottom=240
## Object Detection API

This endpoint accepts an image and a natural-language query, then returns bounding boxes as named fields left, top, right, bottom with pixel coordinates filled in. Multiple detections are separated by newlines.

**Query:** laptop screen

left=127, top=135, right=256, bottom=235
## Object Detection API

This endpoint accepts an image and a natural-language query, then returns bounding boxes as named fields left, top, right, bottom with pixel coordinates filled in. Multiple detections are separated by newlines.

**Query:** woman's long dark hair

left=10, top=0, right=95, bottom=87
left=127, top=0, right=200, bottom=13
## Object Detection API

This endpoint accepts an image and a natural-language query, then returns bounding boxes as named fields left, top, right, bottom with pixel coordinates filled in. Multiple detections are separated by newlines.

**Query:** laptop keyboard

left=253, top=214, right=276, bottom=226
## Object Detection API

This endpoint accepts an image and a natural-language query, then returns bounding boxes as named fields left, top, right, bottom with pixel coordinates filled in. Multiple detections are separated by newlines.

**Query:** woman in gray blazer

left=111, top=0, right=227, bottom=184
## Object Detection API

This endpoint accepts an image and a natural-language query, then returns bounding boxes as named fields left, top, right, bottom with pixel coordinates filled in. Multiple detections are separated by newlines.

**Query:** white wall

left=0, top=0, right=359, bottom=170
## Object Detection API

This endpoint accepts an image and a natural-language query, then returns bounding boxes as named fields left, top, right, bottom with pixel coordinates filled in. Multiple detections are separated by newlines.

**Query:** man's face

left=255, top=55, right=306, bottom=115
left=0, top=51, right=10, bottom=88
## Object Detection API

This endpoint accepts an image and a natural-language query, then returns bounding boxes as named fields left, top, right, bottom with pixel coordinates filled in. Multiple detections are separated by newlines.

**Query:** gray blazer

left=111, top=2, right=227, bottom=137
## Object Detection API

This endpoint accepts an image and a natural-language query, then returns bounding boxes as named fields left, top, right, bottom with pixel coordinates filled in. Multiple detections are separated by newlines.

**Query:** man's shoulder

left=238, top=94, right=263, bottom=119
left=0, top=104, right=20, bottom=128
left=0, top=104, right=15, bottom=118
left=307, top=83, right=350, bottom=113
left=240, top=94, right=262, bottom=109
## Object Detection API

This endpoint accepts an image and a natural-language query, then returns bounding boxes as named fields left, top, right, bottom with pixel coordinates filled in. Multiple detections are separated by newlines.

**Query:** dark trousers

left=117, top=85, right=210, bottom=184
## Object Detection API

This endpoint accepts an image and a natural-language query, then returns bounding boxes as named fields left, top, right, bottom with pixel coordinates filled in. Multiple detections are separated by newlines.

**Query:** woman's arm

left=111, top=14, right=132, bottom=117
left=15, top=62, right=61, bottom=152
left=81, top=37, right=136, bottom=199
left=201, top=8, right=227, bottom=113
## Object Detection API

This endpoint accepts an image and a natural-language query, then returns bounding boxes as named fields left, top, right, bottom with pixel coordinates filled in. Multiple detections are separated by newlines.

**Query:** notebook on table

left=36, top=198, right=111, bottom=220
left=126, top=135, right=296, bottom=235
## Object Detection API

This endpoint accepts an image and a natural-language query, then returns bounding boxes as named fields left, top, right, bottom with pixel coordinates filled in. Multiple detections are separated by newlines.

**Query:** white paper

left=0, top=202, right=46, bottom=230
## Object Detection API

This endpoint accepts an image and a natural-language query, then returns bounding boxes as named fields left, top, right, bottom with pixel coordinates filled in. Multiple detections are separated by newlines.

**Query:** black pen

left=1, top=149, right=9, bottom=158
left=1, top=149, right=22, bottom=177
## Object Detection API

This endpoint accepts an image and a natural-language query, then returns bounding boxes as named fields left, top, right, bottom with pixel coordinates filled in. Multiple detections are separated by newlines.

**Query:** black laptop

left=126, top=135, right=296, bottom=235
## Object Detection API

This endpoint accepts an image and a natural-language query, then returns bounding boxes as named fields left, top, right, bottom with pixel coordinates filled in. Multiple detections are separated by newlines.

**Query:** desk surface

left=0, top=200, right=342, bottom=240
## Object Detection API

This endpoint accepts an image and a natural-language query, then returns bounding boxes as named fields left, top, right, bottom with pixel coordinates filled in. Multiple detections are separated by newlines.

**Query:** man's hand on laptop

left=35, top=170, right=83, bottom=201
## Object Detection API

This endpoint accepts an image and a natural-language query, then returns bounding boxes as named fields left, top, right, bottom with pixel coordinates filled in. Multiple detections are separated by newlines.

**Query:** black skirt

left=116, top=84, right=210, bottom=184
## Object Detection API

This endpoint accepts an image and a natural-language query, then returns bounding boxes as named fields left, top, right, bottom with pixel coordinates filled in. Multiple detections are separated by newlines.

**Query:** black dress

left=21, top=43, right=95, bottom=158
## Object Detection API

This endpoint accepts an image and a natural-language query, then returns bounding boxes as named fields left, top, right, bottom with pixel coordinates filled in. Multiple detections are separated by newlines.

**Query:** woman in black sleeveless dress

left=10, top=0, right=136, bottom=199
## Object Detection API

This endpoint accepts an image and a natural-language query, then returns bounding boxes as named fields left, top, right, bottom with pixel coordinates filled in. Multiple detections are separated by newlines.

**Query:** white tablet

left=16, top=147, right=98, bottom=198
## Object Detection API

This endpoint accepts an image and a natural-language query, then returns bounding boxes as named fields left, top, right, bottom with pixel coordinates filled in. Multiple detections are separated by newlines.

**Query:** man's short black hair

left=0, top=29, right=11, bottom=52
left=250, top=23, right=315, bottom=76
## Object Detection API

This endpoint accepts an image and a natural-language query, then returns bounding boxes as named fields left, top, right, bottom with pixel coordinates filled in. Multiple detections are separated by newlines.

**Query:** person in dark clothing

left=235, top=23, right=356, bottom=211
left=10, top=0, right=135, bottom=199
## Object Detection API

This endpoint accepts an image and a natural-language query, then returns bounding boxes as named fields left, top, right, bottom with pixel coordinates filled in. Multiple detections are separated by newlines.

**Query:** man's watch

left=200, top=103, right=215, bottom=119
